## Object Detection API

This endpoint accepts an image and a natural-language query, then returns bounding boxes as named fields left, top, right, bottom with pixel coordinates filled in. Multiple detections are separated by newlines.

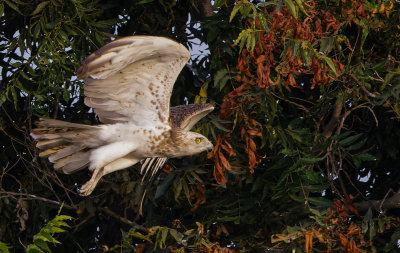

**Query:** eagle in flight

left=31, top=36, right=214, bottom=196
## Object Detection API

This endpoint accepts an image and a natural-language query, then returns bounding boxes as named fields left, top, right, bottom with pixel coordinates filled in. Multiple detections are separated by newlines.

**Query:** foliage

left=1, top=0, right=400, bottom=252
left=0, top=205, right=71, bottom=253
left=0, top=242, right=11, bottom=253
left=272, top=199, right=400, bottom=252
left=26, top=205, right=72, bottom=253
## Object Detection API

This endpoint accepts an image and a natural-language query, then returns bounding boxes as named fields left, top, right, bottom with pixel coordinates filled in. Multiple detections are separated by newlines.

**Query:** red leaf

left=218, top=151, right=232, bottom=171
left=247, top=130, right=262, bottom=137
left=346, top=201, right=359, bottom=216
left=220, top=143, right=234, bottom=157
left=213, top=163, right=226, bottom=185
left=223, top=139, right=235, bottom=157
left=241, top=127, right=246, bottom=138
left=214, top=134, right=222, bottom=155
left=248, top=137, right=257, bottom=151
left=248, top=150, right=257, bottom=173
left=356, top=3, right=365, bottom=17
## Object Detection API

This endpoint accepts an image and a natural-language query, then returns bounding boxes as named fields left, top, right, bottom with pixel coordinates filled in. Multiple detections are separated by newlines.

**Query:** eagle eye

left=195, top=138, right=201, bottom=144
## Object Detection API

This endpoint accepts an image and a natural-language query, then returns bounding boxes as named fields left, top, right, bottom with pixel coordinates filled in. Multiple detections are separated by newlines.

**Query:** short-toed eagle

left=31, top=36, right=214, bottom=196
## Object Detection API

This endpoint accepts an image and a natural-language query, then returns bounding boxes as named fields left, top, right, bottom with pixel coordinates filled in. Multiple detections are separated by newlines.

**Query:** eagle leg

left=79, top=156, right=140, bottom=196
left=79, top=167, right=104, bottom=196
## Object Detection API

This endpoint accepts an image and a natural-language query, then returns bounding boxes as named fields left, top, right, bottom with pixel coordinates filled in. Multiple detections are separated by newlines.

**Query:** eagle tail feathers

left=32, top=119, right=99, bottom=174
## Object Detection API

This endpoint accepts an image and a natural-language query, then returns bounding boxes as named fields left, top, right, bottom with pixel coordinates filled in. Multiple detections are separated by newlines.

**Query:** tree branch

left=353, top=189, right=400, bottom=212
left=322, top=93, right=344, bottom=138
left=98, top=206, right=148, bottom=233
left=198, top=0, right=214, bottom=18
left=0, top=191, right=76, bottom=209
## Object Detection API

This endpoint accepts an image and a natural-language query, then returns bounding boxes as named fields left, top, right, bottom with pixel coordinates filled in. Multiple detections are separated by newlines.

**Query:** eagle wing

left=169, top=103, right=214, bottom=131
left=77, top=36, right=190, bottom=125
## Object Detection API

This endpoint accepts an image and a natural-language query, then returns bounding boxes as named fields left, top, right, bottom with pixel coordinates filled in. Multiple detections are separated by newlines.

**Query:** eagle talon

left=79, top=167, right=104, bottom=196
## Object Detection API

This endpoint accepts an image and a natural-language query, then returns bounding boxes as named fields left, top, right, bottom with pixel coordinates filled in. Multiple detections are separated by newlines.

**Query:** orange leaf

left=305, top=231, right=313, bottom=253
left=346, top=201, right=359, bottom=215
left=248, top=150, right=257, bottom=172
left=223, top=139, right=235, bottom=157
left=213, top=163, right=226, bottom=185
left=218, top=151, right=232, bottom=171
left=241, top=127, right=246, bottom=138
left=214, top=134, right=222, bottom=155
left=248, top=137, right=257, bottom=151
left=312, top=228, right=325, bottom=243
left=247, top=130, right=262, bottom=136
left=339, top=233, right=349, bottom=249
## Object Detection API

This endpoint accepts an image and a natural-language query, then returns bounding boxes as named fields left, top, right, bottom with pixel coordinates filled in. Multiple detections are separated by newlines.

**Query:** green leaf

left=53, top=214, right=73, bottom=221
left=0, top=242, right=11, bottom=253
left=182, top=178, right=191, bottom=204
left=339, top=133, right=363, bottom=146
left=174, top=179, right=183, bottom=201
left=347, top=138, right=367, bottom=151
left=137, top=0, right=154, bottom=4
left=230, top=3, right=243, bottom=22
left=331, top=131, right=353, bottom=141
left=199, top=81, right=208, bottom=97
left=4, top=0, right=22, bottom=15
left=303, top=170, right=324, bottom=184
left=288, top=192, right=305, bottom=202
left=321, top=56, right=337, bottom=76
left=46, top=226, right=66, bottom=233
left=362, top=208, right=372, bottom=233
left=283, top=0, right=298, bottom=19
left=352, top=155, right=362, bottom=168
left=26, top=244, right=45, bottom=253
left=10, top=86, right=18, bottom=109
left=160, top=228, right=169, bottom=248
left=303, top=182, right=330, bottom=192
left=307, top=197, right=332, bottom=207
left=0, top=4, right=4, bottom=19
left=356, top=153, right=375, bottom=161
left=234, top=28, right=251, bottom=53
left=128, top=230, right=153, bottom=243
left=155, top=172, right=176, bottom=199
left=0, top=93, right=6, bottom=107
left=320, top=37, right=334, bottom=54
left=31, top=1, right=49, bottom=16
left=214, top=69, right=229, bottom=90
left=245, top=30, right=254, bottom=51
left=32, top=239, right=51, bottom=253
left=169, top=229, right=183, bottom=244
left=49, top=220, right=70, bottom=228
left=360, top=25, right=369, bottom=52
left=217, top=215, right=240, bottom=223
left=62, top=87, right=70, bottom=102
left=294, top=0, right=308, bottom=16
left=369, top=219, right=376, bottom=241
left=213, top=0, right=226, bottom=8
left=299, top=156, right=322, bottom=165
left=33, top=23, right=41, bottom=38
left=33, top=230, right=59, bottom=243
left=210, top=120, right=230, bottom=132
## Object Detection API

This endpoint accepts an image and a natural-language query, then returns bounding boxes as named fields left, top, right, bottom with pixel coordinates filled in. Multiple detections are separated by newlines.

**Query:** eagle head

left=172, top=131, right=213, bottom=157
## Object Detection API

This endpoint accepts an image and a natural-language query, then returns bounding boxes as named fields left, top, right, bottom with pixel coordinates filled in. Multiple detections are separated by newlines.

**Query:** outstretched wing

left=169, top=103, right=214, bottom=131
left=140, top=103, right=214, bottom=178
left=77, top=36, right=190, bottom=125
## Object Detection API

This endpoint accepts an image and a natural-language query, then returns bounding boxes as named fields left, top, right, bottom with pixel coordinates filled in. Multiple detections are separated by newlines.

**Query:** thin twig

left=0, top=191, right=76, bottom=210
left=98, top=206, right=148, bottom=233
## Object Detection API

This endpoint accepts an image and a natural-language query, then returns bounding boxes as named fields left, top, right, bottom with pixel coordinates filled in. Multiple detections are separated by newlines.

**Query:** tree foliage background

left=1, top=0, right=400, bottom=252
